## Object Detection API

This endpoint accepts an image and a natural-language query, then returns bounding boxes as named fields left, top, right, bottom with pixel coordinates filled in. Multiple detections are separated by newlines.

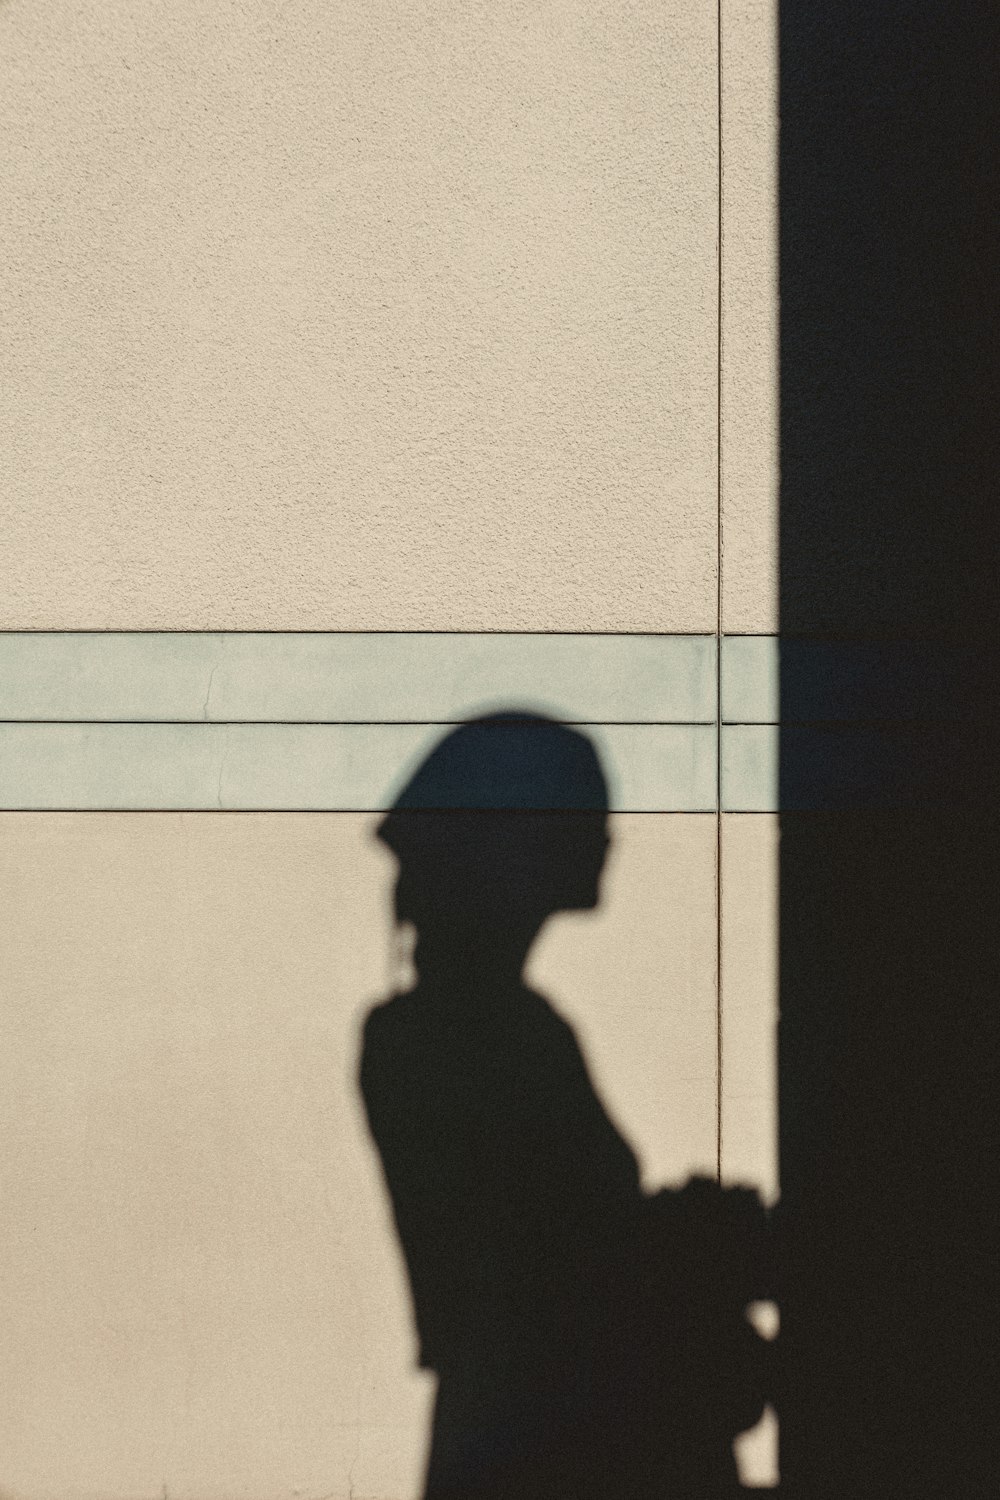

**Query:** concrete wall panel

left=0, top=721, right=719, bottom=811
left=0, top=632, right=717, bottom=724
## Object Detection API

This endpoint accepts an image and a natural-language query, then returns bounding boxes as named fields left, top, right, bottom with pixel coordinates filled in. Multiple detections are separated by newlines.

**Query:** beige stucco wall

left=1, top=0, right=779, bottom=1493
left=2, top=0, right=733, bottom=633
left=0, top=812, right=721, bottom=1498
left=720, top=0, right=778, bottom=634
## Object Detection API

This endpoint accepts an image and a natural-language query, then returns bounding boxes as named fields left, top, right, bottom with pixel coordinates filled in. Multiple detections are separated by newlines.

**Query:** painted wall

left=0, top=1, right=779, bottom=1495
left=2, top=0, right=775, bottom=634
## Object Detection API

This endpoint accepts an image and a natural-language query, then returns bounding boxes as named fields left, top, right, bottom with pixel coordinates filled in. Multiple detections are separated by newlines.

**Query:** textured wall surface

left=0, top=0, right=781, bottom=1493
left=0, top=812, right=719, bottom=1498
left=721, top=0, right=778, bottom=633
left=2, top=0, right=721, bottom=631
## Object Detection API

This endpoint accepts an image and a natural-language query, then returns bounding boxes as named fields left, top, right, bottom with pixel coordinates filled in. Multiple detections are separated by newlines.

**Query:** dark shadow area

left=360, top=716, right=771, bottom=1498
left=779, top=4, right=998, bottom=1494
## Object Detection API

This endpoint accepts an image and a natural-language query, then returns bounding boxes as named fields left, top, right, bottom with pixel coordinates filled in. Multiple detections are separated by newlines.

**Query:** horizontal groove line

left=0, top=719, right=719, bottom=728
left=0, top=807, right=727, bottom=815
left=0, top=628, right=721, bottom=638
left=1, top=719, right=960, bottom=728
left=0, top=629, right=956, bottom=640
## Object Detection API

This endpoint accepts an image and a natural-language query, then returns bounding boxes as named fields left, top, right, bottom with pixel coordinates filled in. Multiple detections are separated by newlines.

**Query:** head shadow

left=377, top=713, right=611, bottom=987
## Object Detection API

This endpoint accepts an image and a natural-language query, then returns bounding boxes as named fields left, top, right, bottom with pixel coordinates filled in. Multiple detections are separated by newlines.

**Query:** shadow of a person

left=359, top=715, right=771, bottom=1498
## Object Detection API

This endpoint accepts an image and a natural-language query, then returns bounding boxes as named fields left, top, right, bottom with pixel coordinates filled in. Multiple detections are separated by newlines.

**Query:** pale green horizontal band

left=0, top=723, right=718, bottom=812
left=721, top=726, right=779, bottom=812
left=721, top=634, right=970, bottom=723
left=2, top=633, right=959, bottom=810
left=0, top=632, right=716, bottom=724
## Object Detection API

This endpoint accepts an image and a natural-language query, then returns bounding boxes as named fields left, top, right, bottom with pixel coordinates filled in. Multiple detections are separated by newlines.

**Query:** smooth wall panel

left=0, top=632, right=717, bottom=724
left=0, top=812, right=718, bottom=1500
left=0, top=722, right=718, bottom=811
left=1, top=0, right=718, bottom=631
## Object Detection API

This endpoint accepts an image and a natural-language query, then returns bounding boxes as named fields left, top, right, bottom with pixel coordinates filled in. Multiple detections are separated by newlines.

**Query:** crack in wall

left=201, top=634, right=228, bottom=721
left=215, top=726, right=228, bottom=810
left=202, top=663, right=218, bottom=721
